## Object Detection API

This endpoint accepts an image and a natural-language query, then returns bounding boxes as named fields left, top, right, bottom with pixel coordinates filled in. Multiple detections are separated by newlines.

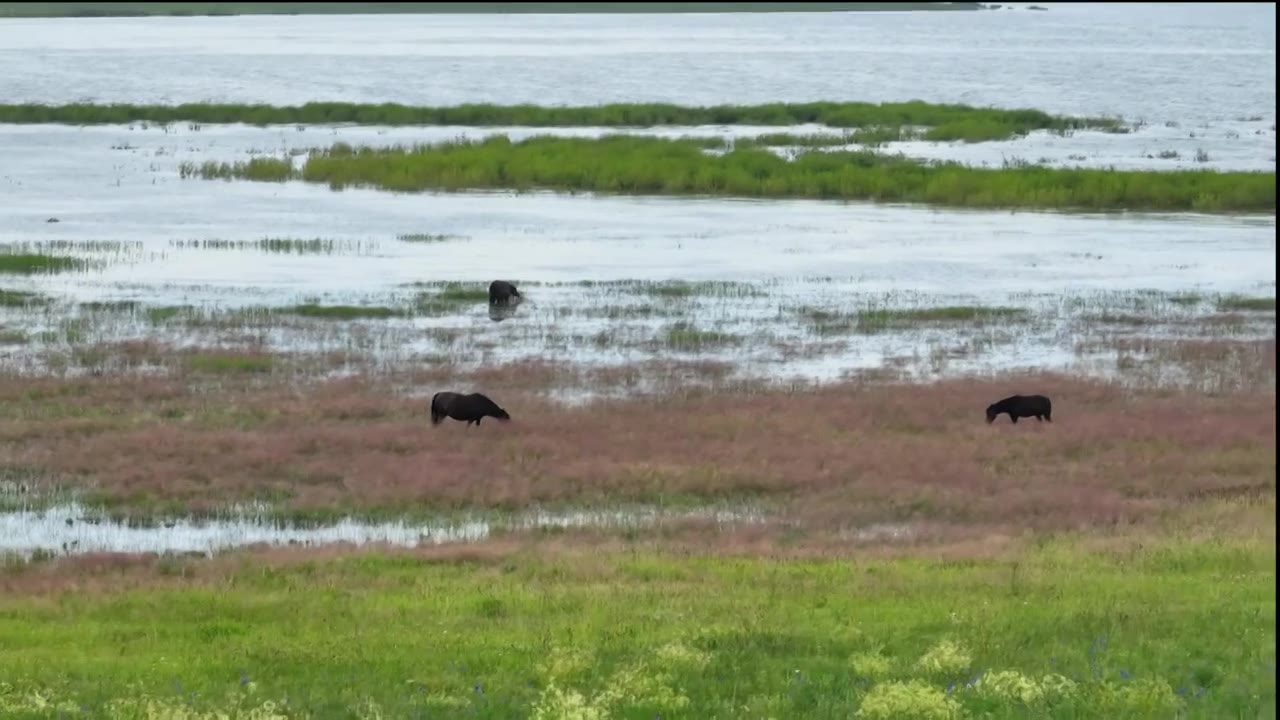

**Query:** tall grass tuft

left=178, top=158, right=293, bottom=182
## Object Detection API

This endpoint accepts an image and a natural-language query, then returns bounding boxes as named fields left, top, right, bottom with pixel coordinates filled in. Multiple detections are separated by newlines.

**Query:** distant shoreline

left=0, top=2, right=990, bottom=19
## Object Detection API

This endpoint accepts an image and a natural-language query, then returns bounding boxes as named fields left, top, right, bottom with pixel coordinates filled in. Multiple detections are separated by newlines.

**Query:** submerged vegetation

left=178, top=157, right=295, bottom=183
left=0, top=253, right=89, bottom=275
left=397, top=232, right=464, bottom=243
left=1218, top=294, right=1277, bottom=312
left=168, top=237, right=380, bottom=255
left=178, top=135, right=1277, bottom=213
left=3, top=281, right=1272, bottom=395
left=283, top=303, right=403, bottom=320
left=798, top=304, right=1030, bottom=334
left=0, top=288, right=49, bottom=307
left=0, top=99, right=1125, bottom=142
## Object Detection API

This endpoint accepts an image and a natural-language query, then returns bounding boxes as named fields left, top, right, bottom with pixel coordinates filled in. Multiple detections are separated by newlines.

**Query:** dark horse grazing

left=986, top=394, right=1052, bottom=424
left=488, top=280, right=521, bottom=306
left=430, top=391, right=512, bottom=427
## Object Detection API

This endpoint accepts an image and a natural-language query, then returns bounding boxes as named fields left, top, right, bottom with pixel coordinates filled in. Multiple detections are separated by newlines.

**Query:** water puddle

left=0, top=502, right=770, bottom=558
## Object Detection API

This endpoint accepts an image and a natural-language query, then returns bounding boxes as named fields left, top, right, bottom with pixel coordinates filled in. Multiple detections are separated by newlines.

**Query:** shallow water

left=0, top=126, right=1273, bottom=388
left=1, top=278, right=1271, bottom=399
left=1, top=155, right=1274, bottom=306
left=0, top=501, right=770, bottom=557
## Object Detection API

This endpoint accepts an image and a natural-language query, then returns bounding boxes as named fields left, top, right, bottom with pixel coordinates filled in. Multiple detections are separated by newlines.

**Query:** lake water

left=0, top=4, right=1274, bottom=169
left=0, top=3, right=1274, bottom=123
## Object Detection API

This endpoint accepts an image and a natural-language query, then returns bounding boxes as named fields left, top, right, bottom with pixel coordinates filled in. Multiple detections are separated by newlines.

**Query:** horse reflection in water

left=488, top=304, right=521, bottom=322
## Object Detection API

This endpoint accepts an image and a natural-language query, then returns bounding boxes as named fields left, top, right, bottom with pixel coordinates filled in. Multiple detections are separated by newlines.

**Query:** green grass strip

left=181, top=135, right=1276, bottom=214
left=0, top=535, right=1272, bottom=718
left=0, top=100, right=1124, bottom=142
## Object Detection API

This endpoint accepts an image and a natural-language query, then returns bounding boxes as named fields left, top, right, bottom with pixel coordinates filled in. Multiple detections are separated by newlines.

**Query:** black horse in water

left=430, top=391, right=512, bottom=427
left=986, top=394, right=1053, bottom=424
left=489, top=280, right=522, bottom=306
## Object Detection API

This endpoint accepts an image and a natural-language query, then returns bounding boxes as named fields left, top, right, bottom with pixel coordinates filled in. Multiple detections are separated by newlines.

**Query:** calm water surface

left=0, top=3, right=1274, bottom=124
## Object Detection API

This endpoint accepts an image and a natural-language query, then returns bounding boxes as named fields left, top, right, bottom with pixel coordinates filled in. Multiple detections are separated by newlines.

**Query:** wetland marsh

left=0, top=3, right=1274, bottom=718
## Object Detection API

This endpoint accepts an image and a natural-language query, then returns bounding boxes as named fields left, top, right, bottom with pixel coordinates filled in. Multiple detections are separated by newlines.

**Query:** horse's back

left=458, top=393, right=497, bottom=414
left=432, top=391, right=463, bottom=414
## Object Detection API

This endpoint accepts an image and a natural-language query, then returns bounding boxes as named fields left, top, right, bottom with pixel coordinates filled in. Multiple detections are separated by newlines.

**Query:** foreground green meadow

left=2, top=512, right=1269, bottom=712
left=0, top=516, right=1274, bottom=719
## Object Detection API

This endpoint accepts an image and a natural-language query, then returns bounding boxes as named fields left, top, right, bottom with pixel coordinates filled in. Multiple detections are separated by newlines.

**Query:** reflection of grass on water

left=184, top=352, right=274, bottom=375
left=8, top=240, right=142, bottom=254
left=79, top=301, right=143, bottom=313
left=637, top=280, right=765, bottom=300
left=397, top=233, right=466, bottom=243
left=1217, top=294, right=1276, bottom=312
left=1168, top=293, right=1204, bottom=307
left=144, top=306, right=191, bottom=324
left=798, top=305, right=1029, bottom=334
left=574, top=304, right=665, bottom=320
left=858, top=305, right=1028, bottom=330
left=169, top=238, right=380, bottom=255
left=407, top=283, right=494, bottom=315
left=0, top=254, right=90, bottom=275
left=285, top=304, right=404, bottom=320
left=433, top=283, right=491, bottom=303
left=730, top=132, right=858, bottom=148
left=179, top=158, right=293, bottom=182
left=662, top=322, right=742, bottom=349
left=1066, top=289, right=1221, bottom=315
left=140, top=303, right=405, bottom=326
left=0, top=289, right=49, bottom=307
